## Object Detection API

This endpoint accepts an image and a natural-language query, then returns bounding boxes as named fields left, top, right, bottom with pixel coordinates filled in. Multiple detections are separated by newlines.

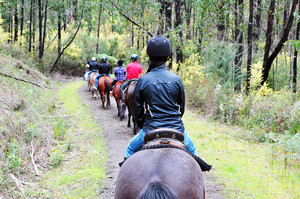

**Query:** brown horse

left=88, top=72, right=100, bottom=99
left=120, top=81, right=138, bottom=134
left=96, top=76, right=112, bottom=109
left=115, top=129, right=205, bottom=199
left=112, top=81, right=125, bottom=117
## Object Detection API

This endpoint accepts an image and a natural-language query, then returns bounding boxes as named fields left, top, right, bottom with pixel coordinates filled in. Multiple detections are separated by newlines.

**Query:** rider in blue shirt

left=111, top=60, right=126, bottom=91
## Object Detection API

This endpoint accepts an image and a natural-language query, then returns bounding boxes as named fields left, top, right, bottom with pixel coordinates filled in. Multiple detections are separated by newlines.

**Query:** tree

left=246, top=0, right=254, bottom=93
left=174, top=0, right=183, bottom=68
left=261, top=0, right=298, bottom=86
left=292, top=0, right=300, bottom=93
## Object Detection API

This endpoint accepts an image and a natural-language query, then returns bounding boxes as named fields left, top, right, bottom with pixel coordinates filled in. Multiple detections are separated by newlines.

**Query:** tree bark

left=175, top=0, right=183, bottom=69
left=20, top=0, right=24, bottom=37
left=165, top=0, right=172, bottom=69
left=8, top=6, right=12, bottom=43
left=58, top=12, right=62, bottom=56
left=254, top=0, right=262, bottom=50
left=183, top=0, right=192, bottom=40
left=234, top=0, right=244, bottom=92
left=246, top=0, right=254, bottom=93
left=73, top=0, right=78, bottom=21
left=217, top=0, right=225, bottom=41
left=96, top=0, right=103, bottom=54
left=41, top=0, right=48, bottom=59
left=29, top=0, right=33, bottom=52
left=63, top=0, right=67, bottom=31
left=261, top=0, right=298, bottom=86
left=292, top=1, right=300, bottom=93
left=38, top=0, right=43, bottom=58
left=14, top=6, right=18, bottom=42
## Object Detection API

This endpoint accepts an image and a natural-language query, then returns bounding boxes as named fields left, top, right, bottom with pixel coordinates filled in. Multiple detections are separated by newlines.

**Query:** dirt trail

left=78, top=83, right=224, bottom=199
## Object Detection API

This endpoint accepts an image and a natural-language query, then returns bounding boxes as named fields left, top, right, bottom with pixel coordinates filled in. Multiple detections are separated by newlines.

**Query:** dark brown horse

left=112, top=81, right=125, bottom=117
left=120, top=81, right=138, bottom=134
left=88, top=72, right=100, bottom=99
left=96, top=76, right=112, bottom=109
left=115, top=147, right=205, bottom=199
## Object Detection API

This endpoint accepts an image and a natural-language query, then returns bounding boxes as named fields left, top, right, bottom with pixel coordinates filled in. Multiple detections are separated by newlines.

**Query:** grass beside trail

left=37, top=81, right=107, bottom=198
left=184, top=110, right=299, bottom=199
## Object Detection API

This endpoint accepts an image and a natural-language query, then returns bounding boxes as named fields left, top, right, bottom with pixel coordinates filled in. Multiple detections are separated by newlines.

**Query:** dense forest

left=0, top=0, right=299, bottom=198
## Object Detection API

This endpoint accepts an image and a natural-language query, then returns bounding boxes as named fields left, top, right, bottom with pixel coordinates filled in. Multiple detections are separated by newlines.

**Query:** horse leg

left=127, top=112, right=131, bottom=127
left=120, top=104, right=126, bottom=120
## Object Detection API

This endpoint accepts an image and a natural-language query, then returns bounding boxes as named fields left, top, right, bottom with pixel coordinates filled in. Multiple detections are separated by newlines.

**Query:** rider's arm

left=178, top=79, right=185, bottom=117
left=134, top=79, right=145, bottom=129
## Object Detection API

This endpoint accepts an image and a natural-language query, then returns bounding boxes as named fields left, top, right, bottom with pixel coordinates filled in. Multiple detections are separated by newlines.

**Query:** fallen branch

left=9, top=174, right=27, bottom=198
left=0, top=72, right=42, bottom=88
left=31, top=142, right=40, bottom=175
left=108, top=0, right=153, bottom=37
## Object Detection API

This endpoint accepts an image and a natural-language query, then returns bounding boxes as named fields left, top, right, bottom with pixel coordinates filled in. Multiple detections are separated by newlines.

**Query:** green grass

left=36, top=81, right=107, bottom=198
left=183, top=110, right=300, bottom=199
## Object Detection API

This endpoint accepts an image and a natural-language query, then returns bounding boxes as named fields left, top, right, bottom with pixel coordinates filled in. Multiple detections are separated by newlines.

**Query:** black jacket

left=134, top=65, right=185, bottom=133
left=98, top=62, right=110, bottom=75
left=89, top=61, right=98, bottom=71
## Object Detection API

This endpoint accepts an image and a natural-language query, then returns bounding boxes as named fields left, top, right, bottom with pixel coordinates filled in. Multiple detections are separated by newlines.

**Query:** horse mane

left=137, top=181, right=177, bottom=199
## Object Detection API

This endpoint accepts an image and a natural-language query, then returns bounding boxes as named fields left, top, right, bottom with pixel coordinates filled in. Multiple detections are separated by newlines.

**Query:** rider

left=87, top=57, right=98, bottom=81
left=122, top=35, right=197, bottom=161
left=93, top=57, right=111, bottom=89
left=120, top=54, right=143, bottom=103
left=110, top=59, right=126, bottom=92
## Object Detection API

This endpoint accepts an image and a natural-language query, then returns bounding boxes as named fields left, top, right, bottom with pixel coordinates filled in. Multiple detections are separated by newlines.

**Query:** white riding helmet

left=92, top=57, right=96, bottom=61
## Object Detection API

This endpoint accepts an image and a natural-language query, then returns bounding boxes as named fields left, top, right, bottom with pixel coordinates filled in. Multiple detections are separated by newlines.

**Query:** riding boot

left=119, top=157, right=127, bottom=167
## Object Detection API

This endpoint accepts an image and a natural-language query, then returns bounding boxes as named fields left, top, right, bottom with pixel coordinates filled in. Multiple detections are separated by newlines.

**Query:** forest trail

left=78, top=82, right=224, bottom=199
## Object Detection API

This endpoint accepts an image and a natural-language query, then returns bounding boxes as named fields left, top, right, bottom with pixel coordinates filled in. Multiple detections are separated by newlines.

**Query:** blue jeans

left=87, top=70, right=98, bottom=81
left=124, top=129, right=197, bottom=158
left=95, top=74, right=111, bottom=87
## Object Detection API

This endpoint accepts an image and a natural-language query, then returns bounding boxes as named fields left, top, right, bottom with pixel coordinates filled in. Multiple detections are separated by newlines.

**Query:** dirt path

left=78, top=83, right=224, bottom=199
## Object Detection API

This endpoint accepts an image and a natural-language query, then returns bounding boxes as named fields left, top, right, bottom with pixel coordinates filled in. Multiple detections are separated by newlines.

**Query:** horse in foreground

left=112, top=81, right=125, bottom=117
left=96, top=76, right=112, bottom=109
left=115, top=128, right=205, bottom=199
left=88, top=72, right=100, bottom=99
left=120, top=81, right=138, bottom=134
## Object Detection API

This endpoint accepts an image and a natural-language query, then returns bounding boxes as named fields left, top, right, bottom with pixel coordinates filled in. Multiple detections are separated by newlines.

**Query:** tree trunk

left=29, top=0, right=33, bottom=52
left=292, top=1, right=300, bottom=93
left=217, top=0, right=225, bottom=41
left=38, top=0, right=43, bottom=58
left=165, top=0, right=172, bottom=69
left=261, top=0, right=298, bottom=86
left=73, top=0, right=78, bottom=21
left=8, top=6, right=12, bottom=43
left=14, top=6, right=18, bottom=42
left=63, top=1, right=67, bottom=31
left=33, top=0, right=36, bottom=51
left=174, top=0, right=183, bottom=70
left=184, top=1, right=192, bottom=40
left=246, top=0, right=254, bottom=93
left=20, top=0, right=24, bottom=37
left=58, top=12, right=62, bottom=56
left=234, top=0, right=244, bottom=92
left=41, top=0, right=48, bottom=59
left=254, top=0, right=262, bottom=50
left=131, top=9, right=134, bottom=47
left=157, top=0, right=165, bottom=35
left=96, top=0, right=103, bottom=54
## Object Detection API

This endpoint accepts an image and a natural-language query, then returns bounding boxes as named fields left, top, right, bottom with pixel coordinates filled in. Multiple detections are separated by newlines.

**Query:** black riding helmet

left=102, top=57, right=107, bottom=62
left=117, top=60, right=123, bottom=66
left=146, top=35, right=171, bottom=59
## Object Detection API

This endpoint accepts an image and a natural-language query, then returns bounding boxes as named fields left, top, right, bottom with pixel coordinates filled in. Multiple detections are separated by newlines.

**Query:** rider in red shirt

left=121, top=54, right=142, bottom=103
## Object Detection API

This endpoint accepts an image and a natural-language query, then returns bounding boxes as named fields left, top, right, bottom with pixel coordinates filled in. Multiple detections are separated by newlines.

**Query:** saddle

left=143, top=128, right=186, bottom=150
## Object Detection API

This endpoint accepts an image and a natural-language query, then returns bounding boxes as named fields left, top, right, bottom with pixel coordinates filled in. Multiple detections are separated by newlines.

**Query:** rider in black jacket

left=94, top=57, right=110, bottom=89
left=123, top=35, right=197, bottom=159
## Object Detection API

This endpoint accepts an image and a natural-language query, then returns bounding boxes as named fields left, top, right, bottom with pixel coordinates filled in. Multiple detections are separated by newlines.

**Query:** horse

left=96, top=76, right=112, bottom=109
left=112, top=81, right=125, bottom=117
left=120, top=81, right=138, bottom=134
left=84, top=64, right=90, bottom=90
left=115, top=128, right=205, bottom=199
left=88, top=72, right=100, bottom=99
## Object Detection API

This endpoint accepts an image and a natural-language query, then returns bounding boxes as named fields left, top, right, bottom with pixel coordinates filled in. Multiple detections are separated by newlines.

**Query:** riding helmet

left=131, top=54, right=138, bottom=61
left=92, top=57, right=96, bottom=61
left=102, top=57, right=107, bottom=62
left=117, top=60, right=123, bottom=66
left=146, top=35, right=171, bottom=57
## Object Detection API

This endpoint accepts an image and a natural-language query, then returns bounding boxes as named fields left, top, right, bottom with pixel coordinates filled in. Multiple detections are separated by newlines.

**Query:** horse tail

left=104, top=78, right=110, bottom=106
left=137, top=181, right=177, bottom=199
